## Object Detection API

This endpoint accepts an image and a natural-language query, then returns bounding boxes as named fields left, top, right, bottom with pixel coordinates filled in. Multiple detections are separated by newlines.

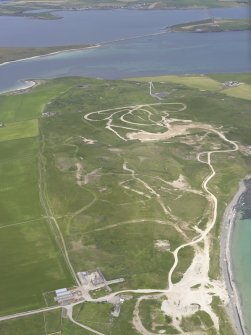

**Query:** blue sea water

left=0, top=7, right=250, bottom=92
left=231, top=216, right=251, bottom=334
left=0, top=30, right=250, bottom=93
left=0, top=7, right=249, bottom=46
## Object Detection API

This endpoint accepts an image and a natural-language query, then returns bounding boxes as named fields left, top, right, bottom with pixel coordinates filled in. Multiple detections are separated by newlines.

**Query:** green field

left=0, top=308, right=102, bottom=335
left=0, top=119, right=38, bottom=142
left=130, top=74, right=222, bottom=90
left=0, top=74, right=250, bottom=333
left=131, top=74, right=251, bottom=100
left=73, top=300, right=139, bottom=335
left=0, top=79, right=83, bottom=315
left=222, top=84, right=251, bottom=100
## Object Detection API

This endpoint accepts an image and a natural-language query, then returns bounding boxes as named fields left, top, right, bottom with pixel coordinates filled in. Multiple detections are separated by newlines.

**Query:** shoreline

left=0, top=44, right=100, bottom=68
left=11, top=80, right=38, bottom=93
left=1, top=4, right=248, bottom=15
left=0, top=80, right=39, bottom=95
left=0, top=29, right=170, bottom=69
left=220, top=178, right=249, bottom=335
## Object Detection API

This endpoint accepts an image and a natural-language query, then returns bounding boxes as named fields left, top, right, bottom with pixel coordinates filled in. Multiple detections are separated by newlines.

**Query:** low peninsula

left=169, top=18, right=251, bottom=32
left=0, top=45, right=93, bottom=65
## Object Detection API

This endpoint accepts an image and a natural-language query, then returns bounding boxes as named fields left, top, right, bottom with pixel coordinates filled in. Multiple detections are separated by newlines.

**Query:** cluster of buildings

left=54, top=287, right=83, bottom=305
left=77, top=268, right=111, bottom=291
left=222, top=80, right=242, bottom=88
left=52, top=268, right=127, bottom=318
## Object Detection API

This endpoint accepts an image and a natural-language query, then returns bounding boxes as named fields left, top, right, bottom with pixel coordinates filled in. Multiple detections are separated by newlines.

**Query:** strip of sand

left=220, top=178, right=250, bottom=335
left=0, top=45, right=100, bottom=67
left=0, top=80, right=38, bottom=95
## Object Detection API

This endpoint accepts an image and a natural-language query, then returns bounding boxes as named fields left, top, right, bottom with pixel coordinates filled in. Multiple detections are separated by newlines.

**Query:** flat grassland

left=72, top=300, right=139, bottom=335
left=133, top=75, right=223, bottom=90
left=131, top=74, right=251, bottom=100
left=0, top=309, right=62, bottom=335
left=0, top=119, right=37, bottom=142
left=0, top=73, right=250, bottom=334
left=0, top=78, right=83, bottom=315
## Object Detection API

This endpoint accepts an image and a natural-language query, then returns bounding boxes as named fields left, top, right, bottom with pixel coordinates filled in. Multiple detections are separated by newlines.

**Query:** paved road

left=0, top=305, right=61, bottom=322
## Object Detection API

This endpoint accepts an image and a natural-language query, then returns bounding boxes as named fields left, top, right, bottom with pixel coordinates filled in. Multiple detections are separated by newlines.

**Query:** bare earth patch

left=154, top=240, right=170, bottom=252
left=162, top=241, right=228, bottom=332
left=80, top=136, right=97, bottom=144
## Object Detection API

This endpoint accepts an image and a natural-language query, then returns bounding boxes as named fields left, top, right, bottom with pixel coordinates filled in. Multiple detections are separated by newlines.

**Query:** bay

left=0, top=30, right=250, bottom=93
left=0, top=7, right=249, bottom=46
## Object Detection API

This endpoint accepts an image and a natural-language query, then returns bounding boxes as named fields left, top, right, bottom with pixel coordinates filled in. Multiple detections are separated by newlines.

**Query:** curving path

left=0, top=103, right=241, bottom=335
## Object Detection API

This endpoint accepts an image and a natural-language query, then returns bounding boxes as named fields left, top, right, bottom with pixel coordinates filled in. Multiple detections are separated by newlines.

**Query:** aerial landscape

left=0, top=0, right=250, bottom=335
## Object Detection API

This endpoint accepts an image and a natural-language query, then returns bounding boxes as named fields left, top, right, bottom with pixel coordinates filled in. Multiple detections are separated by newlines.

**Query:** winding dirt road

left=0, top=103, right=242, bottom=335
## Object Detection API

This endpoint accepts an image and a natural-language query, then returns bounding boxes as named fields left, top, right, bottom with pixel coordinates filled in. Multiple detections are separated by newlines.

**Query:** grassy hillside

left=0, top=74, right=250, bottom=333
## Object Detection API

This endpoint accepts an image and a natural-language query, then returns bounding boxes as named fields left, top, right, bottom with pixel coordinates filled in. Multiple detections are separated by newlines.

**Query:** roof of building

left=55, top=288, right=68, bottom=295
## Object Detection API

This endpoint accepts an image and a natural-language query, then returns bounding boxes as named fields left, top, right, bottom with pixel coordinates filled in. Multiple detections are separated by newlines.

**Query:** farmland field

left=0, top=119, right=37, bottom=142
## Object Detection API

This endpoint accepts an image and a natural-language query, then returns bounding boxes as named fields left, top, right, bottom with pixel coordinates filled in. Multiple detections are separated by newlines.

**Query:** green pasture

left=0, top=80, right=80, bottom=315
left=223, top=84, right=251, bottom=100
left=73, top=302, right=113, bottom=333
left=44, top=308, right=63, bottom=333
left=0, top=218, right=73, bottom=315
left=69, top=222, right=178, bottom=288
left=0, top=77, right=82, bottom=123
left=0, top=155, right=41, bottom=225
left=209, top=73, right=251, bottom=85
left=0, top=119, right=37, bottom=142
left=130, top=73, right=251, bottom=101
left=0, top=313, right=44, bottom=335
left=0, top=310, right=100, bottom=335
left=62, top=319, right=95, bottom=335
left=0, top=73, right=250, bottom=334
left=40, top=76, right=251, bottom=294
left=130, top=75, right=222, bottom=91
left=73, top=299, right=138, bottom=335
left=0, top=137, right=41, bottom=226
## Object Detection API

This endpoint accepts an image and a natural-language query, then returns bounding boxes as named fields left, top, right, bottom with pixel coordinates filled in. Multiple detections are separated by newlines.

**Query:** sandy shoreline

left=0, top=44, right=101, bottom=95
left=0, top=45, right=100, bottom=68
left=220, top=178, right=250, bottom=335
left=0, top=80, right=39, bottom=95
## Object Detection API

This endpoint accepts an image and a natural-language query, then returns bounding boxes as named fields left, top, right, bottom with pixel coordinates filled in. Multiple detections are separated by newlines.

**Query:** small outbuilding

left=111, top=304, right=121, bottom=318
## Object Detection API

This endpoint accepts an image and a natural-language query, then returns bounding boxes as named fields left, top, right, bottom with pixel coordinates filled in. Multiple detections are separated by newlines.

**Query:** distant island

left=0, top=0, right=250, bottom=20
left=169, top=18, right=251, bottom=32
